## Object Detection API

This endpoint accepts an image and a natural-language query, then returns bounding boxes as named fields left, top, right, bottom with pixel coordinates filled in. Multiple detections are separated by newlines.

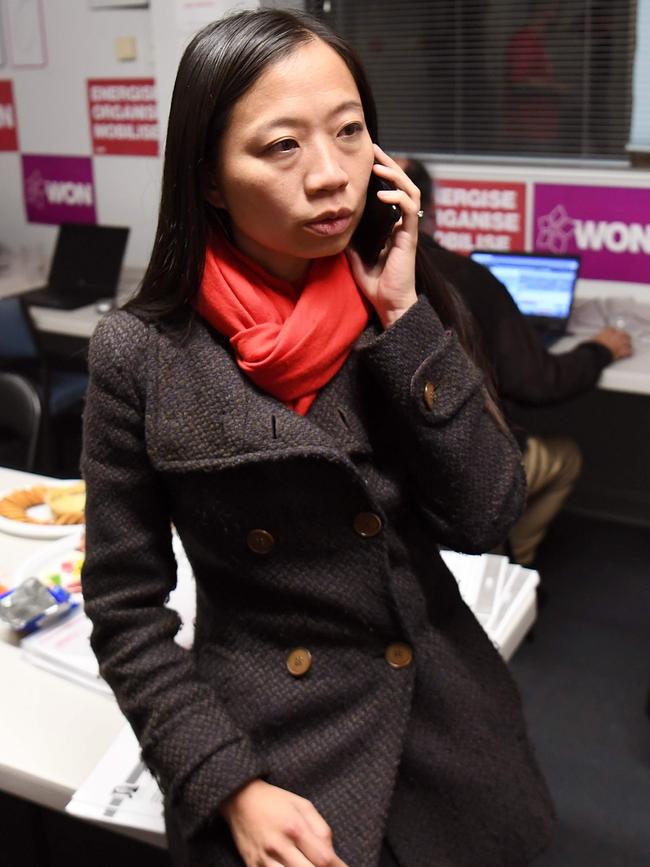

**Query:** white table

left=551, top=299, right=650, bottom=396
left=0, top=467, right=161, bottom=845
left=552, top=334, right=650, bottom=395
left=0, top=268, right=142, bottom=339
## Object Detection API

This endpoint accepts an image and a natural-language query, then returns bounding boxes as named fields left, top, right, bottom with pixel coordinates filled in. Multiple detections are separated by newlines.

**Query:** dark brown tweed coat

left=81, top=296, right=553, bottom=867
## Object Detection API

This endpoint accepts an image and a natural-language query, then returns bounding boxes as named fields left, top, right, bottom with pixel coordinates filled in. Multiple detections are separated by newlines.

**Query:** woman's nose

left=304, top=143, right=348, bottom=194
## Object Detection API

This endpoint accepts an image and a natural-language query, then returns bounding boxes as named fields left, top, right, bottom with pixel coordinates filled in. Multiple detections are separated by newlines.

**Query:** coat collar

left=146, top=315, right=380, bottom=473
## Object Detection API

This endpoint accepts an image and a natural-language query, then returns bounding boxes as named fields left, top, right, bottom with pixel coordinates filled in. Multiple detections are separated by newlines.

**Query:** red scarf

left=195, top=235, right=369, bottom=415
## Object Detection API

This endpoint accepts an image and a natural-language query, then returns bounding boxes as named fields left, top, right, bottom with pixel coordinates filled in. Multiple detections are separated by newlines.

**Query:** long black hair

left=125, top=8, right=501, bottom=424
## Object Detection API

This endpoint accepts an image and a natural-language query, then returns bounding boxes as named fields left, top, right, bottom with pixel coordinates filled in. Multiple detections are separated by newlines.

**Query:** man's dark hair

left=402, top=158, right=434, bottom=212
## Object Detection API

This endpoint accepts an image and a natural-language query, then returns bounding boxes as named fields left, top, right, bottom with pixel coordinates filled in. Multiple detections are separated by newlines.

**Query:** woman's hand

left=220, top=779, right=349, bottom=867
left=347, top=144, right=421, bottom=329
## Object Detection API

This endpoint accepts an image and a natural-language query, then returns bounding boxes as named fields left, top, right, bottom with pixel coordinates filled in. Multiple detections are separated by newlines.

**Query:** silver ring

left=417, top=209, right=424, bottom=219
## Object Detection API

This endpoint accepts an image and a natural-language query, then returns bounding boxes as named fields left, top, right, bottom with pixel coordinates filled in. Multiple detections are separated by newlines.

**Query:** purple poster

left=534, top=184, right=650, bottom=284
left=22, top=154, right=96, bottom=225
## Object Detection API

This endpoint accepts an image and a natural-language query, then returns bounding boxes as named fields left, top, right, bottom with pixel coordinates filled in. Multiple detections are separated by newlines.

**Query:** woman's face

left=210, top=38, right=375, bottom=281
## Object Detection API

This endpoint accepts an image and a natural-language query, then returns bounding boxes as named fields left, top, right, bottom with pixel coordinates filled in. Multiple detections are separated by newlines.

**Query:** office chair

left=0, top=295, right=88, bottom=473
left=0, top=372, right=42, bottom=471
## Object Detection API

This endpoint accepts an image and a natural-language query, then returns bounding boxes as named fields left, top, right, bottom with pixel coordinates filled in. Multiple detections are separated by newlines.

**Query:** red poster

left=0, top=81, right=19, bottom=151
left=87, top=78, right=159, bottom=157
left=433, top=179, right=527, bottom=255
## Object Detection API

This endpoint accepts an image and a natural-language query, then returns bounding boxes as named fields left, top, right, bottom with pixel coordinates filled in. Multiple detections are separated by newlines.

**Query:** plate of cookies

left=0, top=481, right=86, bottom=539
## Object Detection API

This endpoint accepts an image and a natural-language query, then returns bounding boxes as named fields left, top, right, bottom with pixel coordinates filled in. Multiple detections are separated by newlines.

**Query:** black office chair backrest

left=0, top=296, right=41, bottom=370
left=0, top=371, right=42, bottom=471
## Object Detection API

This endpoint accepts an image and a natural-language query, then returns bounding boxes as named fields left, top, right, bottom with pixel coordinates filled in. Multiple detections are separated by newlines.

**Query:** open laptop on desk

left=21, top=223, right=129, bottom=310
left=469, top=250, right=580, bottom=346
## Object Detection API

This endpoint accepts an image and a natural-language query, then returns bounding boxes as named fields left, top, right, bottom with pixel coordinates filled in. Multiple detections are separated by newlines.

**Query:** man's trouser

left=509, top=435, right=582, bottom=566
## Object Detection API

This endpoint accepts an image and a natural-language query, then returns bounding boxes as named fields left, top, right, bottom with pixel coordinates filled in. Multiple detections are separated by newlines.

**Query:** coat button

left=423, top=381, right=437, bottom=410
left=287, top=647, right=312, bottom=677
left=246, top=528, right=275, bottom=555
left=353, top=511, right=383, bottom=538
left=385, top=642, right=413, bottom=669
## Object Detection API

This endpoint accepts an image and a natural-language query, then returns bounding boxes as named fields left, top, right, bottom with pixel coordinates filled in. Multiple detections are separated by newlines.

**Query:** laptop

left=469, top=250, right=580, bottom=345
left=21, top=223, right=129, bottom=310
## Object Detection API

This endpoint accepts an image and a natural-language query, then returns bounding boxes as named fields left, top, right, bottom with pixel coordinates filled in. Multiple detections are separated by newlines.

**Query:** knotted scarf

left=195, top=235, right=369, bottom=415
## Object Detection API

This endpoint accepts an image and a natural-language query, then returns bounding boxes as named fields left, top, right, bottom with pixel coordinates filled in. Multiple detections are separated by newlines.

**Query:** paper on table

left=21, top=608, right=112, bottom=696
left=66, top=724, right=165, bottom=835
left=571, top=297, right=650, bottom=339
left=490, top=566, right=539, bottom=644
left=472, top=553, right=509, bottom=626
left=440, top=549, right=538, bottom=647
left=439, top=549, right=486, bottom=608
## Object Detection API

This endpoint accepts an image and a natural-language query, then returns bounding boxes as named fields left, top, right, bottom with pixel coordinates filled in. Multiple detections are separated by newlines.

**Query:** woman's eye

left=339, top=122, right=363, bottom=138
left=268, top=138, right=298, bottom=154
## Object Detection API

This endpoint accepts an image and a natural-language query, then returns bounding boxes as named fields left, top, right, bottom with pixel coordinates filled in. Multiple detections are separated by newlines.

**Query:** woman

left=81, top=9, right=553, bottom=867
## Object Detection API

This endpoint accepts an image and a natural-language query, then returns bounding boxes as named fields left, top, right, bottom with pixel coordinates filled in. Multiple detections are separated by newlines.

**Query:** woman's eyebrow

left=253, top=100, right=364, bottom=136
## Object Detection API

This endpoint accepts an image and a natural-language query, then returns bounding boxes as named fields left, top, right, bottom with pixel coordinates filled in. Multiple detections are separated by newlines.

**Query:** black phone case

left=351, top=176, right=401, bottom=266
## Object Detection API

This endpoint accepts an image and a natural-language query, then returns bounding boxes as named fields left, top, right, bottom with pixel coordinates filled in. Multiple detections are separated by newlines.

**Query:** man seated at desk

left=398, top=158, right=633, bottom=567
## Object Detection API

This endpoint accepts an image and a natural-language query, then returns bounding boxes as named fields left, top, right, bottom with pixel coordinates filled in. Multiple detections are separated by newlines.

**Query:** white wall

left=150, top=0, right=258, bottom=157
left=0, top=0, right=275, bottom=268
left=0, top=0, right=158, bottom=267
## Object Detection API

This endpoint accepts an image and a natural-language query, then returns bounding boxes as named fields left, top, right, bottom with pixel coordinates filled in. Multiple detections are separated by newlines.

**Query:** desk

left=552, top=298, right=650, bottom=396
left=2, top=266, right=649, bottom=395
left=0, top=467, right=162, bottom=849
left=0, top=268, right=141, bottom=376
left=0, top=267, right=142, bottom=340
left=0, top=471, right=124, bottom=812
left=533, top=298, right=650, bottom=524
left=0, top=644, right=124, bottom=811
left=3, top=274, right=648, bottom=396
left=552, top=335, right=650, bottom=395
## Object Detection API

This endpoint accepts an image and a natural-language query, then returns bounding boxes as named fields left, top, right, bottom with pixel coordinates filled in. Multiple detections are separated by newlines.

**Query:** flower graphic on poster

left=536, top=204, right=575, bottom=254
left=25, top=168, right=46, bottom=210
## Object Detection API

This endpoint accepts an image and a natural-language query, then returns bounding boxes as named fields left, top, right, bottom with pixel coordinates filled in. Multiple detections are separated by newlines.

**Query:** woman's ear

left=206, top=181, right=225, bottom=210
left=202, top=164, right=226, bottom=210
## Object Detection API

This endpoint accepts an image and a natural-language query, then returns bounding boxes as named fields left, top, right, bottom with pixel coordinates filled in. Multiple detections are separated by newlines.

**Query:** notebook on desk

left=469, top=250, right=580, bottom=346
left=21, top=223, right=129, bottom=310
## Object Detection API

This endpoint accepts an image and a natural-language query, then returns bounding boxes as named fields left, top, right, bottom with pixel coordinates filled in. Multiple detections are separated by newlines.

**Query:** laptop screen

left=469, top=251, right=580, bottom=322
left=48, top=223, right=129, bottom=295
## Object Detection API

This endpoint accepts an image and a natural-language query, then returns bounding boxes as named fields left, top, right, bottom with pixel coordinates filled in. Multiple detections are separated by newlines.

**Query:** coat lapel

left=146, top=316, right=377, bottom=473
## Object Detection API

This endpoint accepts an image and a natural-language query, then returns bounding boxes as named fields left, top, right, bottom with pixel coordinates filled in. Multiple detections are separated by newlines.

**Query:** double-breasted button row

left=353, top=511, right=383, bottom=538
left=246, top=528, right=275, bottom=554
left=248, top=515, right=382, bottom=552
left=286, top=644, right=413, bottom=677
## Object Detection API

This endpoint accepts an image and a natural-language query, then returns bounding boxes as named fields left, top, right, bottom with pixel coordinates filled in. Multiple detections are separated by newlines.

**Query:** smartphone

left=351, top=175, right=402, bottom=266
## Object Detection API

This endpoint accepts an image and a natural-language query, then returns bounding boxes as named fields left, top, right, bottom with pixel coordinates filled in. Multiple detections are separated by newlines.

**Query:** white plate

left=0, top=481, right=85, bottom=540
left=11, top=528, right=85, bottom=590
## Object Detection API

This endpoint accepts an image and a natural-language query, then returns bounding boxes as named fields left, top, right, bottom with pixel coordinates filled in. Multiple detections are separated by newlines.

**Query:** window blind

left=308, top=0, right=636, bottom=162
left=629, top=0, right=650, bottom=152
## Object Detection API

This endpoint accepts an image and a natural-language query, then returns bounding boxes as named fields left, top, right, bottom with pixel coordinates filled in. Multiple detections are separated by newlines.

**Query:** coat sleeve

left=357, top=296, right=526, bottom=554
left=81, top=312, right=265, bottom=840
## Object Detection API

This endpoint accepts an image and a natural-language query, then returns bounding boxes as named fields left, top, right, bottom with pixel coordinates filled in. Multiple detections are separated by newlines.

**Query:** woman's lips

left=305, top=214, right=353, bottom=236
